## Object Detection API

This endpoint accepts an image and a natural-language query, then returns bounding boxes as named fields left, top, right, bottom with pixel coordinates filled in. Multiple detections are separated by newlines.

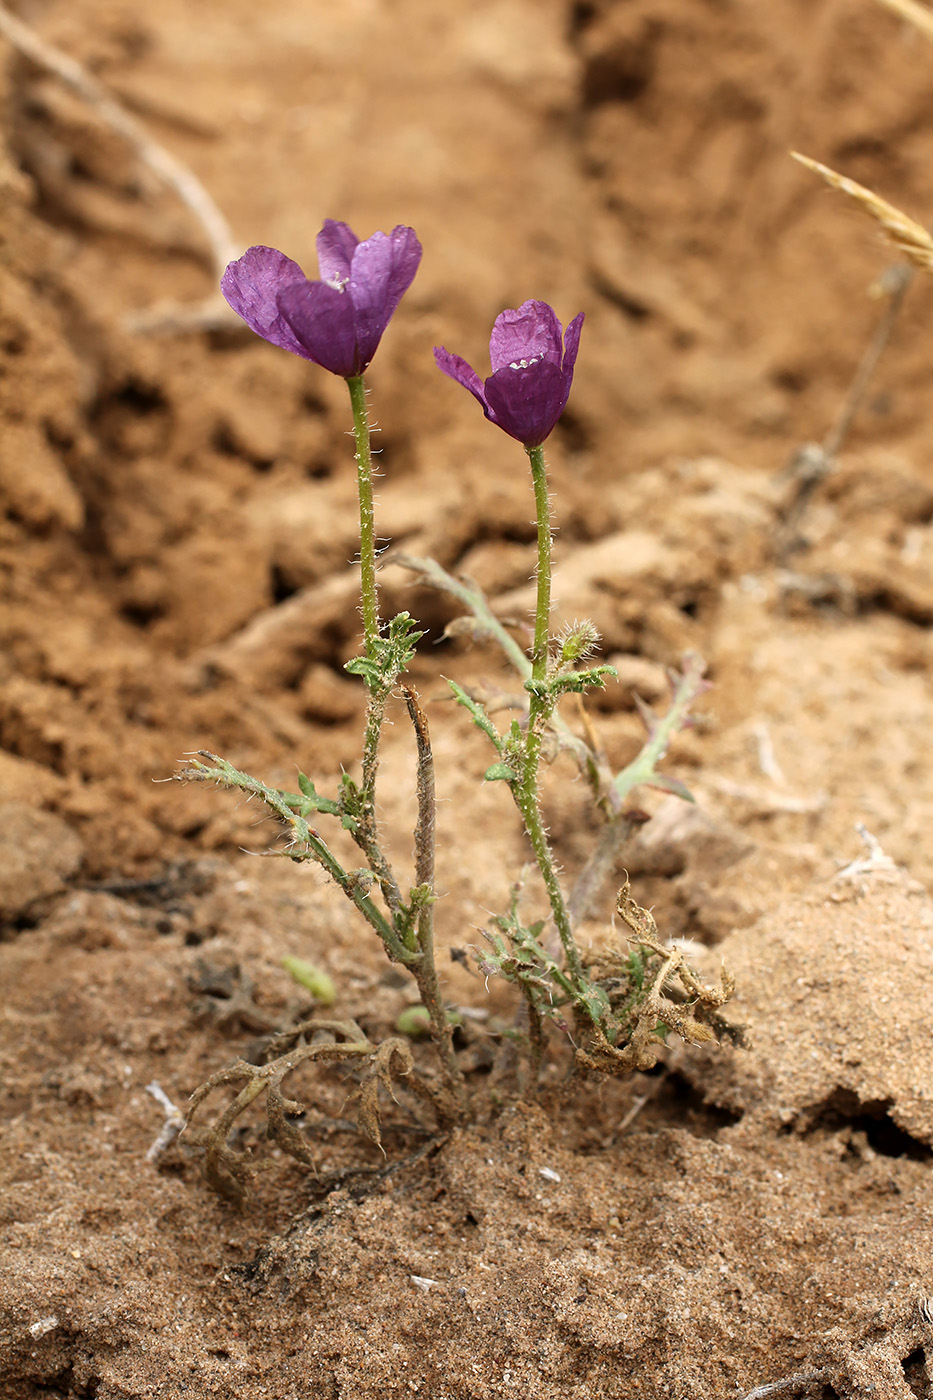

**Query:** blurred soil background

left=2, top=0, right=933, bottom=1396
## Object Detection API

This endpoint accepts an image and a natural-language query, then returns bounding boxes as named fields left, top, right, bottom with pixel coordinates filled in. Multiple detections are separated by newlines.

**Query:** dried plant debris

left=187, top=958, right=281, bottom=1034
left=183, top=1019, right=432, bottom=1203
left=479, top=878, right=738, bottom=1079
left=574, top=879, right=738, bottom=1074
left=793, top=152, right=933, bottom=274
left=875, top=0, right=933, bottom=44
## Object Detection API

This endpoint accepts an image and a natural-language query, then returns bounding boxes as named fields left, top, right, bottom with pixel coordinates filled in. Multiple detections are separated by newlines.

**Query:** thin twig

left=0, top=2, right=238, bottom=330
left=568, top=811, right=645, bottom=925
left=779, top=264, right=913, bottom=551
left=779, top=149, right=933, bottom=551
left=404, top=687, right=437, bottom=899
left=739, top=1368, right=830, bottom=1400
left=402, top=686, right=468, bottom=1118
left=823, top=266, right=914, bottom=460
left=144, top=1081, right=185, bottom=1162
left=876, top=0, right=933, bottom=43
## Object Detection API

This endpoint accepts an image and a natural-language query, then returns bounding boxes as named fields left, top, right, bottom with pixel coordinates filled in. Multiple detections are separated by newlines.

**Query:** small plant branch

left=822, top=266, right=914, bottom=462
left=780, top=261, right=913, bottom=550
left=360, top=691, right=389, bottom=806
left=404, top=689, right=437, bottom=925
left=513, top=770, right=585, bottom=986
left=567, top=811, right=645, bottom=924
left=403, top=687, right=468, bottom=1115
left=781, top=153, right=933, bottom=550
left=509, top=442, right=585, bottom=985
left=348, top=808, right=407, bottom=925
left=738, top=1370, right=831, bottom=1400
left=397, top=552, right=705, bottom=817
left=395, top=552, right=533, bottom=678
left=609, top=652, right=708, bottom=812
left=144, top=1080, right=185, bottom=1163
left=179, top=753, right=416, bottom=965
left=185, top=1020, right=383, bottom=1202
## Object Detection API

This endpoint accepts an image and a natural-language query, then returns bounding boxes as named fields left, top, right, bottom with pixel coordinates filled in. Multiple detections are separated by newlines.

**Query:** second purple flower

left=434, top=300, right=584, bottom=448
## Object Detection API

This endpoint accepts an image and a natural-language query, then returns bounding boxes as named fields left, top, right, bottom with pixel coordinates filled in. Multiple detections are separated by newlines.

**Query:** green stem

left=526, top=444, right=551, bottom=683
left=347, top=375, right=389, bottom=862
left=514, top=775, right=584, bottom=984
left=347, top=374, right=379, bottom=655
left=361, top=691, right=388, bottom=807
left=515, top=443, right=584, bottom=985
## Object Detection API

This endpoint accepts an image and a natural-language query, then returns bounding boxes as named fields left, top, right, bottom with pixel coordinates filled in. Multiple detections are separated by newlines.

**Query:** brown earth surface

left=2, top=0, right=933, bottom=1397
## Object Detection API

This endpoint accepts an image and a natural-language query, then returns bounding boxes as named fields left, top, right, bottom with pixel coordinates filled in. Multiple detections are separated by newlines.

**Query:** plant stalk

left=526, top=444, right=551, bottom=683
left=403, top=687, right=468, bottom=1115
left=517, top=443, right=584, bottom=985
left=346, top=374, right=379, bottom=656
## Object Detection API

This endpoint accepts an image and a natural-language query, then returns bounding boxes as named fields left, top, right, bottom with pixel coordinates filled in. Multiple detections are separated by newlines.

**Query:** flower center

left=325, top=276, right=350, bottom=293
left=509, top=356, right=539, bottom=370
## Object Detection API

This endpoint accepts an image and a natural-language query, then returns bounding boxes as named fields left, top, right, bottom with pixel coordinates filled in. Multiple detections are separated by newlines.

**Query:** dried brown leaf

left=352, top=1038, right=415, bottom=1151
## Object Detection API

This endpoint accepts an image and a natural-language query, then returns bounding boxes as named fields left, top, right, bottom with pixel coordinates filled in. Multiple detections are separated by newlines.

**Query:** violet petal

left=349, top=226, right=423, bottom=369
left=433, top=346, right=490, bottom=413
left=483, top=360, right=567, bottom=446
left=221, top=246, right=313, bottom=358
left=561, top=312, right=585, bottom=374
left=277, top=280, right=361, bottom=378
left=489, top=301, right=563, bottom=374
left=316, top=220, right=359, bottom=287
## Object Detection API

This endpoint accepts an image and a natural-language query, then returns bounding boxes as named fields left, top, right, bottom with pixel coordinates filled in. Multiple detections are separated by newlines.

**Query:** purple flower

left=434, top=301, right=584, bottom=447
left=221, top=221, right=423, bottom=378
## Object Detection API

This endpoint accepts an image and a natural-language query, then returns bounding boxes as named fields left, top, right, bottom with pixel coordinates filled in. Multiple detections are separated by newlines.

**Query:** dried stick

left=876, top=0, right=933, bottom=43
left=739, top=1369, right=830, bottom=1400
left=779, top=264, right=913, bottom=547
left=401, top=687, right=467, bottom=1119
left=0, top=2, right=238, bottom=329
left=779, top=151, right=930, bottom=550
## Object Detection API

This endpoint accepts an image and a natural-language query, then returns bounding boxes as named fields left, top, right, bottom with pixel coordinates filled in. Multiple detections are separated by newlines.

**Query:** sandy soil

left=2, top=1, right=933, bottom=1396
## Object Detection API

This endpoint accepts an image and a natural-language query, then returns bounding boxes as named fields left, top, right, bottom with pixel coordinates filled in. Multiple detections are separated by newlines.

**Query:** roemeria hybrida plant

left=184, top=218, right=728, bottom=1199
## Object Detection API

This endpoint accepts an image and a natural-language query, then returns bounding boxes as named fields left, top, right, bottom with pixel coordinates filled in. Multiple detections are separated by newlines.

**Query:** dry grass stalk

left=0, top=1, right=238, bottom=333
left=792, top=151, right=933, bottom=274
left=875, top=0, right=933, bottom=43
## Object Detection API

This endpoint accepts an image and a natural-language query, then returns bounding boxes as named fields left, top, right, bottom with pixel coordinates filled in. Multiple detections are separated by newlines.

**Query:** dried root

left=184, top=1019, right=422, bottom=1203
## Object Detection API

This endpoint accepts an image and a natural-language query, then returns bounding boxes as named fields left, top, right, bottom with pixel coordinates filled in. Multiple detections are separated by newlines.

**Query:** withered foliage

left=184, top=1020, right=431, bottom=1204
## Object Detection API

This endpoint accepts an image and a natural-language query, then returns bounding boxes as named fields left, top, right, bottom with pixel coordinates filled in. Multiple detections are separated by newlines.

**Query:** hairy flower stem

left=527, top=445, right=551, bottom=683
left=517, top=444, right=584, bottom=986
left=345, top=386, right=463, bottom=1110
left=347, top=374, right=379, bottom=655
left=346, top=373, right=390, bottom=826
